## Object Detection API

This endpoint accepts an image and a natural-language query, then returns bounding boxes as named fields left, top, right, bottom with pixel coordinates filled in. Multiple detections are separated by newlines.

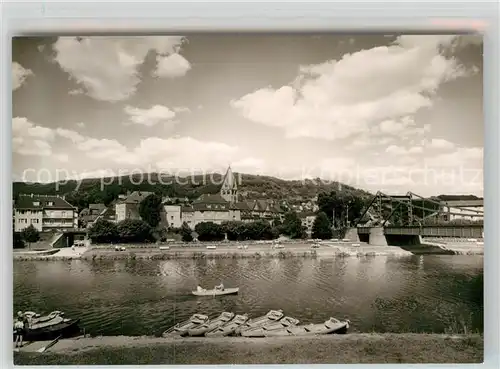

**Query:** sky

left=12, top=34, right=483, bottom=196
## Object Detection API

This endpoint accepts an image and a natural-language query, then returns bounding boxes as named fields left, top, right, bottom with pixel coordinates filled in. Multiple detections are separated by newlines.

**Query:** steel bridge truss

left=355, top=191, right=484, bottom=227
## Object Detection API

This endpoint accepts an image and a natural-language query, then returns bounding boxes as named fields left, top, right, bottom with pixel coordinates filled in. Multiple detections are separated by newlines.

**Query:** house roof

left=193, top=194, right=228, bottom=205
left=15, top=194, right=75, bottom=210
left=181, top=206, right=195, bottom=213
left=89, top=203, right=106, bottom=211
left=121, top=191, right=154, bottom=204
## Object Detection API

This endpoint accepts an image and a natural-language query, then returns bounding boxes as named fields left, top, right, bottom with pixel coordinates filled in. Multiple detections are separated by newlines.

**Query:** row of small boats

left=162, top=310, right=350, bottom=337
left=14, top=311, right=81, bottom=341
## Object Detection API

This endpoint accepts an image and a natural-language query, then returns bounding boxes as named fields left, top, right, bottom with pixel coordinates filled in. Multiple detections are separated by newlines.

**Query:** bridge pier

left=344, top=228, right=360, bottom=242
left=368, top=227, right=388, bottom=246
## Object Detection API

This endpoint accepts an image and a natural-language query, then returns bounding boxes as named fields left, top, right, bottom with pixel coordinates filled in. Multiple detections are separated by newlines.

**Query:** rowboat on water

left=192, top=286, right=239, bottom=296
left=23, top=311, right=64, bottom=325
left=264, top=317, right=350, bottom=337
left=205, top=314, right=249, bottom=337
left=14, top=312, right=80, bottom=342
left=234, top=309, right=284, bottom=336
left=162, top=314, right=209, bottom=337
left=241, top=316, right=300, bottom=337
left=187, top=312, right=235, bottom=336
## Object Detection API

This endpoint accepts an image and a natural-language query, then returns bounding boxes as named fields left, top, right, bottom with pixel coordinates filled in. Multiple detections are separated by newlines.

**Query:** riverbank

left=13, top=333, right=483, bottom=364
left=12, top=238, right=483, bottom=261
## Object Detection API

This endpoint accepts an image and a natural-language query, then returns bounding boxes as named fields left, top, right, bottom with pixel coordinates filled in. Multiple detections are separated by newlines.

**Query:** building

left=439, top=199, right=484, bottom=222
left=79, top=203, right=106, bottom=228
left=164, top=204, right=182, bottom=228
left=235, top=199, right=284, bottom=225
left=299, top=211, right=317, bottom=237
left=115, top=191, right=154, bottom=222
left=14, top=194, right=78, bottom=232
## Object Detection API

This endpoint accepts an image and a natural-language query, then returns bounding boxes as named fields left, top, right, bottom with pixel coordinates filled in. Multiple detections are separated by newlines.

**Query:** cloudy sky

left=12, top=34, right=483, bottom=196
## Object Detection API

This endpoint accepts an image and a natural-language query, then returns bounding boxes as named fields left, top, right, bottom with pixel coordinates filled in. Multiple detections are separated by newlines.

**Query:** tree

left=88, top=219, right=119, bottom=244
left=318, top=191, right=365, bottom=228
left=117, top=219, right=154, bottom=243
left=195, top=222, right=225, bottom=242
left=139, top=194, right=163, bottom=228
left=246, top=220, right=276, bottom=240
left=21, top=225, right=40, bottom=249
left=180, top=222, right=193, bottom=242
left=312, top=211, right=332, bottom=239
left=282, top=211, right=306, bottom=239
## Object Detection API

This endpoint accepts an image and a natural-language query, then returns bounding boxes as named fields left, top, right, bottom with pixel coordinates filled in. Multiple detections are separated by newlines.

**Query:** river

left=13, top=255, right=483, bottom=336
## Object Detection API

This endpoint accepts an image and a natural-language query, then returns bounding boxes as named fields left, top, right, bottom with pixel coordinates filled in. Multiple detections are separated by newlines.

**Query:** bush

left=117, top=219, right=154, bottom=243
left=195, top=222, right=225, bottom=242
left=89, top=219, right=119, bottom=243
left=180, top=222, right=193, bottom=242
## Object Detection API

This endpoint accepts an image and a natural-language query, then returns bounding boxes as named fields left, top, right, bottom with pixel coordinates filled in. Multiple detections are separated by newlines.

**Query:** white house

left=14, top=194, right=78, bottom=232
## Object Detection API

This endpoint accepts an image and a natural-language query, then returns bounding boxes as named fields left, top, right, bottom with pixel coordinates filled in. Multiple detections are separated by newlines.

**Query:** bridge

left=349, top=192, right=484, bottom=246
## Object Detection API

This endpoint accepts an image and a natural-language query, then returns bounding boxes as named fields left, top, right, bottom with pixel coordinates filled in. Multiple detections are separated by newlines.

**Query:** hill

left=12, top=172, right=373, bottom=210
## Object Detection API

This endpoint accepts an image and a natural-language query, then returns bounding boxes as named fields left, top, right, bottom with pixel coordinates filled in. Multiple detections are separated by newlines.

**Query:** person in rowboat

left=215, top=282, right=225, bottom=291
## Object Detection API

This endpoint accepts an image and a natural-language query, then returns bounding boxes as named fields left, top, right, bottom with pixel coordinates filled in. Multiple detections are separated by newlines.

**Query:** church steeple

left=220, top=165, right=238, bottom=203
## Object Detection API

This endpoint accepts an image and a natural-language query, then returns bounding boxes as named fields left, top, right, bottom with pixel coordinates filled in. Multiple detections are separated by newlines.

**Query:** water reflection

left=14, top=255, right=483, bottom=336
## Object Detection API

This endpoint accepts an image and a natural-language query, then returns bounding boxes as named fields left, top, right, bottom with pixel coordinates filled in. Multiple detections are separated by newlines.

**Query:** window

left=31, top=219, right=39, bottom=224
left=62, top=211, right=66, bottom=217
left=33, top=201, right=40, bottom=206
left=47, top=201, right=54, bottom=206
left=170, top=216, right=174, bottom=220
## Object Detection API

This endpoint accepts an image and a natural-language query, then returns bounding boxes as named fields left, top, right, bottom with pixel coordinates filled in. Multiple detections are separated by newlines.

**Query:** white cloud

left=124, top=105, right=177, bottom=127
left=12, top=117, right=55, bottom=156
left=232, top=35, right=472, bottom=141
left=12, top=62, right=33, bottom=90
left=154, top=52, right=191, bottom=78
left=385, top=144, right=423, bottom=155
left=427, top=147, right=483, bottom=168
left=52, top=36, right=190, bottom=101
left=429, top=138, right=455, bottom=149
left=56, top=128, right=85, bottom=143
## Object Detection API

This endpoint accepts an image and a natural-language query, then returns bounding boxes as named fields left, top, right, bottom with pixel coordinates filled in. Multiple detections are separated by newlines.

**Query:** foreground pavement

left=13, top=333, right=483, bottom=364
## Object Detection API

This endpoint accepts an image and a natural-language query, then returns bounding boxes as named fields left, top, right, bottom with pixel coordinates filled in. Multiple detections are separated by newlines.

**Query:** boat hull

left=14, top=319, right=80, bottom=342
left=241, top=317, right=300, bottom=337
left=162, top=314, right=209, bottom=337
left=206, top=315, right=249, bottom=337
left=264, top=320, right=349, bottom=337
left=234, top=310, right=284, bottom=336
left=187, top=313, right=235, bottom=336
left=192, top=288, right=239, bottom=296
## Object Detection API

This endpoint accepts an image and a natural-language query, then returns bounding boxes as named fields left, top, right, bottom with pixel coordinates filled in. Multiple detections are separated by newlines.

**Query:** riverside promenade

left=12, top=238, right=484, bottom=261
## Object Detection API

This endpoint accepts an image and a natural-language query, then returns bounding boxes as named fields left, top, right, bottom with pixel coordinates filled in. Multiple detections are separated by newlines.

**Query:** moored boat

left=206, top=314, right=249, bottom=337
left=26, top=311, right=65, bottom=325
left=192, top=286, right=239, bottom=296
left=234, top=309, right=284, bottom=336
left=241, top=316, right=300, bottom=337
left=162, top=314, right=209, bottom=337
left=14, top=315, right=81, bottom=342
left=187, top=312, right=235, bottom=336
left=264, top=317, right=349, bottom=337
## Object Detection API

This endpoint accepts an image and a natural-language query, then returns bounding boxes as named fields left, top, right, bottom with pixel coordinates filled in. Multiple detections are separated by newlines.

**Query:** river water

left=13, top=255, right=483, bottom=336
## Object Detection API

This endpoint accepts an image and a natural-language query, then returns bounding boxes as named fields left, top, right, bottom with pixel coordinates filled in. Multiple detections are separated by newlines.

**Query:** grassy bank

left=13, top=334, right=483, bottom=364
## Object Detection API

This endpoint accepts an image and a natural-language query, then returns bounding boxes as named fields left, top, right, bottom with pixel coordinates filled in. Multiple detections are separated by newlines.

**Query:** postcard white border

left=2, top=1, right=498, bottom=369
